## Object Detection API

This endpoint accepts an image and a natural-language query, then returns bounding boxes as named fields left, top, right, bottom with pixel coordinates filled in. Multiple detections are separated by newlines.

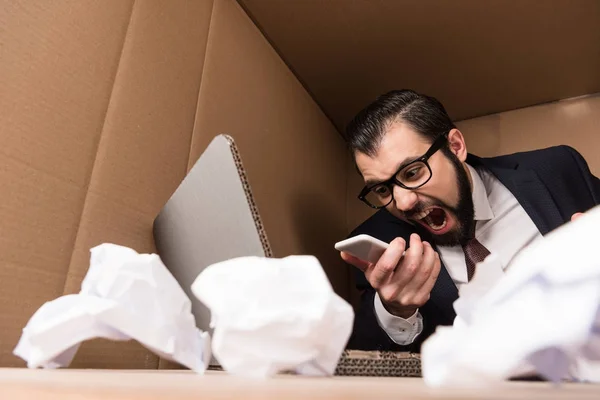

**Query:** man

left=342, top=89, right=600, bottom=352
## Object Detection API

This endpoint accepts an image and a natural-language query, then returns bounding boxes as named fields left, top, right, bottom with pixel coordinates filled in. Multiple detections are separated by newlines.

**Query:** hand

left=341, top=233, right=441, bottom=319
left=571, top=212, right=584, bottom=222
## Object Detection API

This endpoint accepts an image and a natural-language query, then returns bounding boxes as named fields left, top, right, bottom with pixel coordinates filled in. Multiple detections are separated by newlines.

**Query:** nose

left=392, top=185, right=418, bottom=212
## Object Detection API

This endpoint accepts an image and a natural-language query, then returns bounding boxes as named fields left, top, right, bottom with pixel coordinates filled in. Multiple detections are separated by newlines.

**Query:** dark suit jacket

left=346, top=145, right=600, bottom=352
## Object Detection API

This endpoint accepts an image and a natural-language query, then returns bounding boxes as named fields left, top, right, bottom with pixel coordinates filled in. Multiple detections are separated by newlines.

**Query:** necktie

left=462, top=237, right=491, bottom=281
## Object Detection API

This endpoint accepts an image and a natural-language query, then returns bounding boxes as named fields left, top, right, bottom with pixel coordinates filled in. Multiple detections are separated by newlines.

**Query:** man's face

left=356, top=123, right=474, bottom=246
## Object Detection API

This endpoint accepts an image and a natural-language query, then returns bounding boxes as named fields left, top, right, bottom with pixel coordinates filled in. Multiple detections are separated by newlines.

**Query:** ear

left=447, top=129, right=468, bottom=162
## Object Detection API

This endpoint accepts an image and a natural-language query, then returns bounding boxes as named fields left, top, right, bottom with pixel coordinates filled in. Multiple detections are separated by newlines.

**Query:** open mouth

left=414, top=207, right=449, bottom=233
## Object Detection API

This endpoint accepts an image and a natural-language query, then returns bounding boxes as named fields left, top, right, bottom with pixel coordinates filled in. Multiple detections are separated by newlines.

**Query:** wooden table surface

left=1, top=368, right=599, bottom=399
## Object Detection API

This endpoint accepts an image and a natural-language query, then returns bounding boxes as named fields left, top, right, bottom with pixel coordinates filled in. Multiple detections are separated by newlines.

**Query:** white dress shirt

left=374, top=164, right=544, bottom=345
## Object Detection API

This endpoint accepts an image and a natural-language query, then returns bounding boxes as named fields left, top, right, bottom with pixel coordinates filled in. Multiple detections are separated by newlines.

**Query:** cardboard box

left=1, top=0, right=599, bottom=370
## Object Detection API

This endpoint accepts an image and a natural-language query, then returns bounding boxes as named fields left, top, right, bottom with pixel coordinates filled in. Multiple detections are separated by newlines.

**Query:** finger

left=571, top=212, right=584, bottom=222
left=393, top=234, right=424, bottom=285
left=407, top=233, right=424, bottom=257
left=404, top=241, right=436, bottom=292
left=340, top=251, right=371, bottom=273
left=417, top=251, right=441, bottom=297
left=367, top=237, right=406, bottom=288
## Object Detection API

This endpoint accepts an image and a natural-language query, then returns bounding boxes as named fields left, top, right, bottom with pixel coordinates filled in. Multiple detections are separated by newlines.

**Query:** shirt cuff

left=373, top=293, right=423, bottom=345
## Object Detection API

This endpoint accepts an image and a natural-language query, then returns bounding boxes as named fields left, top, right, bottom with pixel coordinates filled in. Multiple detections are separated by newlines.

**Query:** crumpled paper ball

left=191, top=255, right=354, bottom=377
left=14, top=243, right=211, bottom=372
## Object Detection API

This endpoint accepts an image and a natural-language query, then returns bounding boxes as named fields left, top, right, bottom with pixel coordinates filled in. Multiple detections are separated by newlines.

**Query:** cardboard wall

left=0, top=0, right=350, bottom=368
left=457, top=94, right=600, bottom=174
left=0, top=0, right=136, bottom=368
left=63, top=0, right=214, bottom=370
left=240, top=0, right=600, bottom=132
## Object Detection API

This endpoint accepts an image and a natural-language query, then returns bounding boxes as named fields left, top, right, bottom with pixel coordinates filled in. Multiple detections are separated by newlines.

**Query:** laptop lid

left=153, top=134, right=272, bottom=362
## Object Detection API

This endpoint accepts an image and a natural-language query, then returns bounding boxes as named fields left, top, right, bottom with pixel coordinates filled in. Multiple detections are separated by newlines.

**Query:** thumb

left=571, top=212, right=584, bottom=222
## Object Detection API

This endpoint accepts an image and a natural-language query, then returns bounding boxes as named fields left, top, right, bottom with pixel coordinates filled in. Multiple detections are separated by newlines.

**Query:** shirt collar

left=466, top=164, right=494, bottom=221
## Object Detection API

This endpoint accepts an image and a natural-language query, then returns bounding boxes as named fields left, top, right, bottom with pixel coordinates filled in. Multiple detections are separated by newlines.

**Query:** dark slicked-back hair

left=345, top=89, right=456, bottom=157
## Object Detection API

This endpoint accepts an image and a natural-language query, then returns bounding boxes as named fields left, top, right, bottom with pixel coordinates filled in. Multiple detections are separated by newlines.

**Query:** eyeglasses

left=358, top=133, right=449, bottom=209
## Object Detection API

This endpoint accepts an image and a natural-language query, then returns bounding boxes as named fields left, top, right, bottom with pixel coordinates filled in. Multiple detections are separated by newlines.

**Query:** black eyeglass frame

left=358, top=132, right=449, bottom=209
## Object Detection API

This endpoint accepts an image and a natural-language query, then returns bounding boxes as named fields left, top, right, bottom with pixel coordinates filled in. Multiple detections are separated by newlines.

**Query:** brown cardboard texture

left=1, top=0, right=135, bottom=367
left=240, top=0, right=600, bottom=131
left=1, top=0, right=349, bottom=368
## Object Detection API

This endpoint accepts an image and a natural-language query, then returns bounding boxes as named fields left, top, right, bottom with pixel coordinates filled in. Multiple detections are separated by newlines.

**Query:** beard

left=405, top=152, right=475, bottom=247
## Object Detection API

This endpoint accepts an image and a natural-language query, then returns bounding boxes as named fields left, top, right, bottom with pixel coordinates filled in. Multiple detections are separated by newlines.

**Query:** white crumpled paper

left=14, top=243, right=211, bottom=372
left=191, top=255, right=354, bottom=378
left=422, top=205, right=600, bottom=386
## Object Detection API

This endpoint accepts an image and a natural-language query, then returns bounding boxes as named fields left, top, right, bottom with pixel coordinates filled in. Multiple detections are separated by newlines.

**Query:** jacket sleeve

left=346, top=283, right=423, bottom=352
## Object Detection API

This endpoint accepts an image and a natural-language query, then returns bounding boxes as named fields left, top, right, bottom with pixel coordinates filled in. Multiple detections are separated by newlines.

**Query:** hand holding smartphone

left=336, top=233, right=440, bottom=320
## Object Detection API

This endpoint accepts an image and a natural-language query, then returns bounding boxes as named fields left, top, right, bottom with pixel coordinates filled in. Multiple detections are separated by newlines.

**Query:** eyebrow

left=364, top=155, right=418, bottom=187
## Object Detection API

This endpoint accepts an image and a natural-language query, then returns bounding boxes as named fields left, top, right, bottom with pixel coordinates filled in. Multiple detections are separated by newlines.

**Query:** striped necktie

left=462, top=236, right=491, bottom=281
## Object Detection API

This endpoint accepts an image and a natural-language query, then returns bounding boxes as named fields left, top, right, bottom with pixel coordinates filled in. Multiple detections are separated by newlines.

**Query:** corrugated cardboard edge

left=222, top=134, right=273, bottom=258
left=334, top=350, right=421, bottom=377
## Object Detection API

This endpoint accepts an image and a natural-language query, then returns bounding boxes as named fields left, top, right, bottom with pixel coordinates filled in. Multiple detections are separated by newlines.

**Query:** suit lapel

left=484, top=163, right=563, bottom=236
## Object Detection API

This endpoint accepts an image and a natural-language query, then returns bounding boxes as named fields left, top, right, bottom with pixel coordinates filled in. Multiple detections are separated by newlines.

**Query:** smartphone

left=334, top=234, right=389, bottom=264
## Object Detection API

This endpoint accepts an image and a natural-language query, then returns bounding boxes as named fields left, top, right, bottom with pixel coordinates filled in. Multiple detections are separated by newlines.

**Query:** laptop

left=153, top=134, right=272, bottom=365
